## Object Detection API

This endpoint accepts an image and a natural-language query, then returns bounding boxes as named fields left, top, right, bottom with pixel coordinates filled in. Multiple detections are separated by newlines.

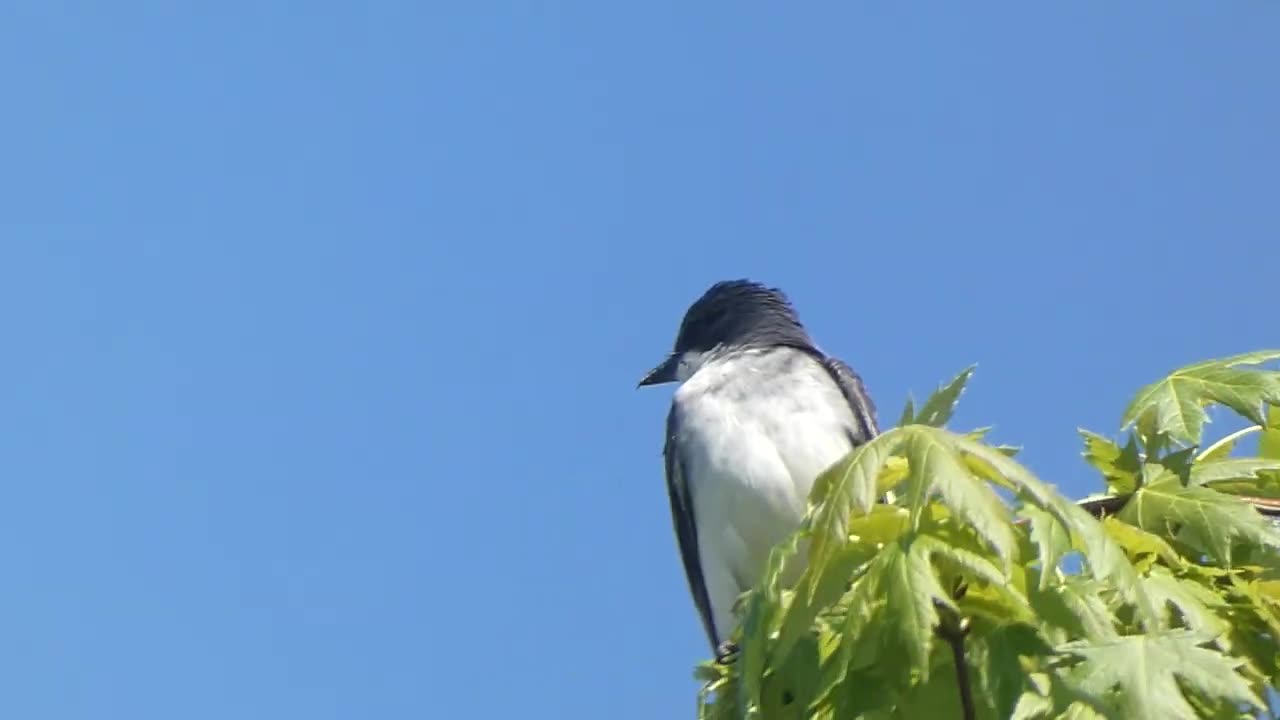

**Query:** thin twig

left=1076, top=494, right=1131, bottom=517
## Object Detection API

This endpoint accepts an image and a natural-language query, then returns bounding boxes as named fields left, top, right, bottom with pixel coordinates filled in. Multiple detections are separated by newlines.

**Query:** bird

left=637, top=279, right=879, bottom=661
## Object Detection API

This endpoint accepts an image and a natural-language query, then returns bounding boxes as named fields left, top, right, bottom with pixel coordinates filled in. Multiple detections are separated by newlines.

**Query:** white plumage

left=669, top=346, right=861, bottom=642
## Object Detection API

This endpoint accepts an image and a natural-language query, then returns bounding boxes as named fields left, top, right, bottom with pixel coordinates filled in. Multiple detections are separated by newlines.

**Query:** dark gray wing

left=663, top=404, right=720, bottom=651
left=819, top=356, right=879, bottom=445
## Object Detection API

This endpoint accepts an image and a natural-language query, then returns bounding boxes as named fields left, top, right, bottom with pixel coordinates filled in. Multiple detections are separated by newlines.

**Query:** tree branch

left=1075, top=493, right=1280, bottom=519
left=935, top=609, right=975, bottom=720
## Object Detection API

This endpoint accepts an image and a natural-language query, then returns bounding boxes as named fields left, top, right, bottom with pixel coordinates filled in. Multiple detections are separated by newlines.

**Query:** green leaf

left=1189, top=456, right=1280, bottom=498
left=1189, top=458, right=1280, bottom=487
left=892, top=645, right=979, bottom=718
left=833, top=556, right=890, bottom=672
left=1028, top=575, right=1118, bottom=641
left=737, top=533, right=800, bottom=715
left=951, top=434, right=1160, bottom=627
left=877, top=539, right=955, bottom=678
left=1079, top=429, right=1142, bottom=495
left=902, top=427, right=1016, bottom=564
left=758, top=631, right=821, bottom=720
left=772, top=524, right=882, bottom=669
left=897, top=396, right=916, bottom=427
left=1020, top=505, right=1071, bottom=584
left=1121, top=350, right=1280, bottom=447
left=970, top=623, right=1056, bottom=719
left=696, top=665, right=736, bottom=720
left=1102, top=517, right=1182, bottom=567
left=831, top=530, right=1036, bottom=695
left=1011, top=671, right=1110, bottom=720
left=1262, top=404, right=1280, bottom=460
left=1008, top=671, right=1111, bottom=720
left=1227, top=573, right=1280, bottom=642
left=816, top=662, right=897, bottom=720
left=810, top=630, right=855, bottom=714
left=917, top=531, right=1033, bottom=620
left=960, top=583, right=1041, bottom=630
left=912, top=366, right=976, bottom=428
left=1153, top=445, right=1197, bottom=485
left=704, top=359, right=1280, bottom=720
left=805, top=430, right=905, bottom=600
left=827, top=536, right=964, bottom=685
left=1143, top=566, right=1227, bottom=635
left=1116, top=471, right=1280, bottom=565
left=1059, top=631, right=1263, bottom=720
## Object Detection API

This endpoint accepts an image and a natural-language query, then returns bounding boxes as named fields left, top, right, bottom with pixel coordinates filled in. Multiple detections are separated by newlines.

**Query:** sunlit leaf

left=1079, top=429, right=1141, bottom=495
left=1121, top=350, right=1280, bottom=447
left=1010, top=670, right=1110, bottom=720
left=772, top=524, right=883, bottom=669
left=969, top=623, right=1055, bottom=719
left=1060, top=631, right=1263, bottom=720
left=1189, top=458, right=1280, bottom=487
left=758, top=632, right=820, bottom=720
left=736, top=533, right=800, bottom=714
left=916, top=532, right=1032, bottom=620
left=1190, top=457, right=1280, bottom=499
left=952, top=434, right=1159, bottom=626
left=1021, top=505, right=1071, bottom=585
left=911, top=366, right=976, bottom=428
left=874, top=539, right=954, bottom=678
left=1028, top=575, right=1118, bottom=641
left=697, top=359, right=1280, bottom=720
left=898, top=396, right=916, bottom=427
left=1143, top=566, right=1227, bottom=634
left=805, top=431, right=904, bottom=601
left=1117, top=471, right=1280, bottom=565
left=891, top=645, right=976, bottom=718
left=814, top=661, right=896, bottom=720
left=1102, top=517, right=1182, bottom=568
left=876, top=456, right=910, bottom=498
left=903, top=427, right=1016, bottom=564
left=1262, top=405, right=1280, bottom=460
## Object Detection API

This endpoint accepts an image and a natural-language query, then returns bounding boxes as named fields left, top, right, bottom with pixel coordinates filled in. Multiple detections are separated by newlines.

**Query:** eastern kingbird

left=638, top=279, right=878, bottom=659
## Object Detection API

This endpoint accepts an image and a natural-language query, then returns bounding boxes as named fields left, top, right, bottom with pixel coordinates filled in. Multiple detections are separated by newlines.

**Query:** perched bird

left=638, top=280, right=878, bottom=659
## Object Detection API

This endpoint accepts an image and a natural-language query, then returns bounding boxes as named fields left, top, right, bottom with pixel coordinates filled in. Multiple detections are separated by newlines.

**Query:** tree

left=695, top=351, right=1280, bottom=720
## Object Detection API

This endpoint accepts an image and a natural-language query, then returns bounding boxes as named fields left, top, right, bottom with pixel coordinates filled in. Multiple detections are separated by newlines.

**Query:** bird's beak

left=638, top=354, right=679, bottom=387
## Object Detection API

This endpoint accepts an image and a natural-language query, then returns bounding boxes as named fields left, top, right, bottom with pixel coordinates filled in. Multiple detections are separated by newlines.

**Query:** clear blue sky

left=1, top=3, right=1277, bottom=718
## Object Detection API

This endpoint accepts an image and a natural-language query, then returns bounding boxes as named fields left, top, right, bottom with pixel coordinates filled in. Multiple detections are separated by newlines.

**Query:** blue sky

left=1, top=2, right=1277, bottom=718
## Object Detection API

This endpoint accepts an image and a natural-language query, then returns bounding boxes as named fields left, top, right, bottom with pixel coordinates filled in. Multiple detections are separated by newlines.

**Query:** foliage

left=693, top=351, right=1280, bottom=720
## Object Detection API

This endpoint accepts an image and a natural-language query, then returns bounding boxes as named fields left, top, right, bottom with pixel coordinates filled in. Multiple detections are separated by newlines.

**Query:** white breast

left=671, top=348, right=857, bottom=640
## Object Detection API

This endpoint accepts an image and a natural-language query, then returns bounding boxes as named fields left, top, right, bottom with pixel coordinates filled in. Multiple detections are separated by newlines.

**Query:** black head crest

left=672, top=279, right=812, bottom=353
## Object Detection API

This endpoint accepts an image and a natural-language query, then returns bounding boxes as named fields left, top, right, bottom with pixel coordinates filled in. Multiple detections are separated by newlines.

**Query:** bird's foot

left=714, top=641, right=740, bottom=665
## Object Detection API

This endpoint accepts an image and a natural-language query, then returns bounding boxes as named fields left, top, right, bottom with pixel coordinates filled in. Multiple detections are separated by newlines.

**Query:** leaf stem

left=1197, top=425, right=1262, bottom=460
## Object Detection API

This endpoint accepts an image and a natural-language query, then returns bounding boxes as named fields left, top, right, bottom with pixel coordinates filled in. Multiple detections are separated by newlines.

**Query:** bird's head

left=638, top=279, right=813, bottom=387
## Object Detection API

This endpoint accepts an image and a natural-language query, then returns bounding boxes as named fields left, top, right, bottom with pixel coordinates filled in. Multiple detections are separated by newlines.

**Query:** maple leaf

left=1117, top=471, right=1280, bottom=565
left=1121, top=350, right=1280, bottom=447
left=1059, top=631, right=1262, bottom=720
left=899, top=366, right=976, bottom=428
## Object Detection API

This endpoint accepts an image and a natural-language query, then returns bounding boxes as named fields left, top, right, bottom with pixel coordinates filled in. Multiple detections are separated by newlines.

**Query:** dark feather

left=672, top=280, right=812, bottom=353
left=819, top=355, right=880, bottom=445
left=662, top=405, right=720, bottom=651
